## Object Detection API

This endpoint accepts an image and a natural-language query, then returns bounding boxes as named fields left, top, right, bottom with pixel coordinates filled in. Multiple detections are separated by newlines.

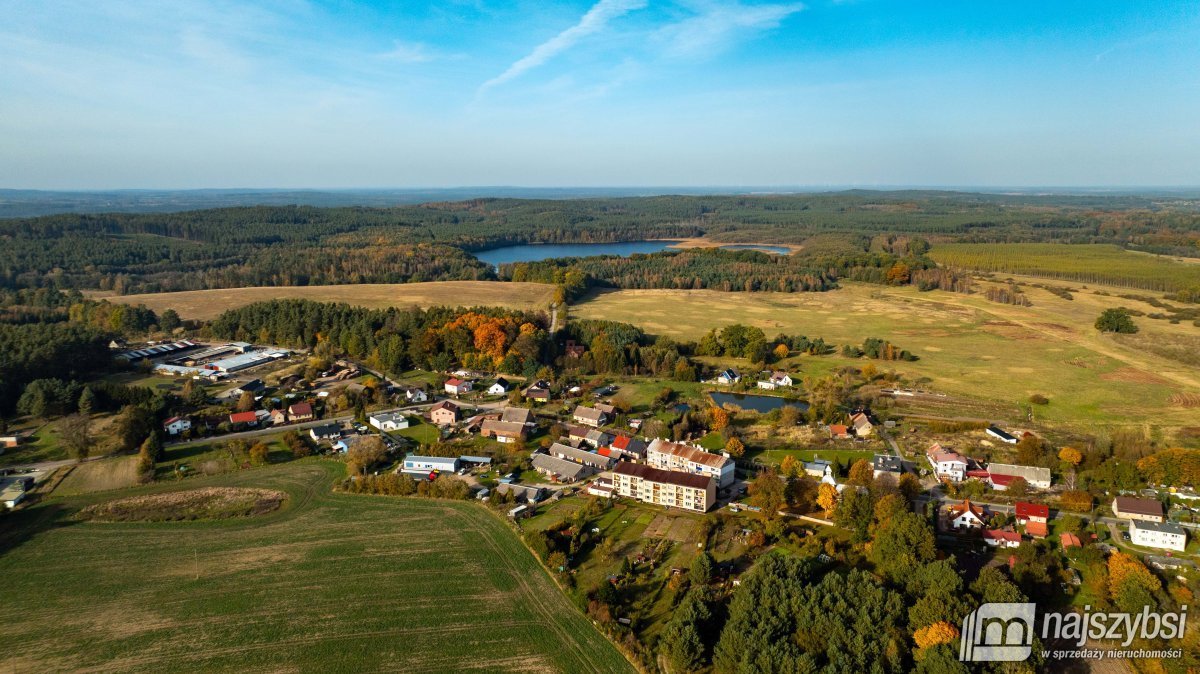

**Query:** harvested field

left=1171, top=393, right=1200, bottom=409
left=78, top=487, right=287, bottom=522
left=0, top=462, right=632, bottom=673
left=101, top=281, right=556, bottom=320
left=1099, top=368, right=1173, bottom=386
left=53, top=456, right=140, bottom=496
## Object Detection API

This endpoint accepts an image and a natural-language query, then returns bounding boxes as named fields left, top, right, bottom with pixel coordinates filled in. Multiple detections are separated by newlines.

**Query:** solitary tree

left=1095, top=308, right=1138, bottom=334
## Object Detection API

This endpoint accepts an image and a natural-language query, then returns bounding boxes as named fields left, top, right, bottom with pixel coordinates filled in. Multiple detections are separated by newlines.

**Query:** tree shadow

left=0, top=496, right=79, bottom=559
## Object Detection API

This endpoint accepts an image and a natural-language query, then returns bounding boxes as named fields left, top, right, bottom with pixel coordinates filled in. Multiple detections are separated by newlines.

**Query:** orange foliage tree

left=914, top=621, right=960, bottom=650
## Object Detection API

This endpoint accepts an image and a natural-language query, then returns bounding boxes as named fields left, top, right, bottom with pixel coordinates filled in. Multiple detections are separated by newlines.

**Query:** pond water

left=709, top=391, right=809, bottom=413
left=473, top=240, right=791, bottom=268
left=474, top=241, right=680, bottom=268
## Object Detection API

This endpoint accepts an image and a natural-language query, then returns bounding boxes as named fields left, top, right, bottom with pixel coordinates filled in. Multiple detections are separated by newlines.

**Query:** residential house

left=716, top=368, right=741, bottom=385
left=1060, top=533, right=1082, bottom=549
left=287, top=402, right=315, bottom=422
left=500, top=407, right=534, bottom=426
left=872, top=454, right=904, bottom=479
left=309, top=424, right=342, bottom=442
left=927, top=445, right=969, bottom=483
left=987, top=463, right=1052, bottom=490
left=524, top=386, right=551, bottom=403
left=548, top=442, right=615, bottom=471
left=480, top=419, right=527, bottom=443
left=947, top=500, right=986, bottom=530
left=444, top=378, right=472, bottom=396
left=405, top=387, right=428, bottom=403
left=986, top=426, right=1019, bottom=445
left=488, top=378, right=512, bottom=396
left=612, top=462, right=716, bottom=513
left=231, top=379, right=266, bottom=397
left=1, top=476, right=32, bottom=508
left=0, top=435, right=20, bottom=449
left=595, top=402, right=617, bottom=416
left=1112, top=496, right=1165, bottom=523
left=584, top=429, right=614, bottom=448
left=646, top=438, right=735, bottom=488
left=566, top=424, right=591, bottom=445
left=270, top=409, right=288, bottom=425
left=531, top=453, right=592, bottom=483
left=573, top=406, right=609, bottom=428
left=1015, top=502, right=1050, bottom=538
left=429, top=400, right=460, bottom=426
left=850, top=412, right=874, bottom=437
left=402, top=455, right=460, bottom=475
left=983, top=529, right=1022, bottom=548
left=163, top=416, right=191, bottom=436
left=611, top=435, right=647, bottom=460
left=587, top=479, right=615, bottom=498
left=1130, top=519, right=1186, bottom=552
left=828, top=424, right=851, bottom=440
left=756, top=370, right=793, bottom=390
left=495, top=482, right=545, bottom=503
left=369, top=411, right=410, bottom=432
left=228, top=411, right=259, bottom=426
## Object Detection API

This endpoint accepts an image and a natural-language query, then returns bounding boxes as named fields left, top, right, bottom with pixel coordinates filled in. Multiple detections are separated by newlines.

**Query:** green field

left=0, top=461, right=633, bottom=673
left=928, top=243, right=1200, bottom=292
left=573, top=282, right=1200, bottom=438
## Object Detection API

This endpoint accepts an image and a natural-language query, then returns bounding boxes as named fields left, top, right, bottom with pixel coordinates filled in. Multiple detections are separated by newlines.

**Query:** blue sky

left=1, top=0, right=1198, bottom=189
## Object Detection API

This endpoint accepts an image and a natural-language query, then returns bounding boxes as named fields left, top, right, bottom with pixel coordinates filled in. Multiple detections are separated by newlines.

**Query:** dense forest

left=2, top=191, right=1197, bottom=294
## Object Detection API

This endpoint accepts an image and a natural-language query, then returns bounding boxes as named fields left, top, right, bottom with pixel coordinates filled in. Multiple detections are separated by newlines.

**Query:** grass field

left=0, top=461, right=633, bottom=673
left=53, top=456, right=141, bottom=496
left=573, top=281, right=1200, bottom=437
left=928, top=243, right=1200, bottom=292
left=102, top=281, right=557, bottom=320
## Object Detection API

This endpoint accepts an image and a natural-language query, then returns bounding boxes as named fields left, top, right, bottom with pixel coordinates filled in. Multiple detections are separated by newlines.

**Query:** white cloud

left=480, top=0, right=648, bottom=92
left=379, top=40, right=437, bottom=64
left=659, top=1, right=805, bottom=57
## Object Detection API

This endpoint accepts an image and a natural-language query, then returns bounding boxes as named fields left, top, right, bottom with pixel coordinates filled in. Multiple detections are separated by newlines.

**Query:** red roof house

left=1015, top=501, right=1049, bottom=523
left=1060, top=532, right=1082, bottom=548
left=1024, top=521, right=1049, bottom=538
left=229, top=411, right=258, bottom=425
left=983, top=529, right=1022, bottom=548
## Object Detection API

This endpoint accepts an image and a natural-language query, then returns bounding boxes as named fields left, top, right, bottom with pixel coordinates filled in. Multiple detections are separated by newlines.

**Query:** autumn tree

left=1108, top=552, right=1160, bottom=613
left=914, top=621, right=960, bottom=650
left=749, top=468, right=786, bottom=520
left=236, top=390, right=256, bottom=412
left=772, top=344, right=790, bottom=361
left=248, top=441, right=269, bottom=466
left=708, top=406, right=730, bottom=431
left=848, top=459, right=874, bottom=486
left=898, top=473, right=923, bottom=502
left=817, top=483, right=839, bottom=515
left=780, top=454, right=799, bottom=478
left=724, top=436, right=745, bottom=459
left=1060, top=490, right=1093, bottom=513
left=1058, top=446, right=1083, bottom=466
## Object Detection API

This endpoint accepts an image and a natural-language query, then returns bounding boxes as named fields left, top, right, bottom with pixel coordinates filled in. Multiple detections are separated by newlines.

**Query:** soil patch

left=79, top=487, right=287, bottom=522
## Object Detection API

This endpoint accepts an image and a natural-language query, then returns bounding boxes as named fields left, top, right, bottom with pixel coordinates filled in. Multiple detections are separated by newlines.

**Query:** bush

left=1028, top=394, right=1049, bottom=405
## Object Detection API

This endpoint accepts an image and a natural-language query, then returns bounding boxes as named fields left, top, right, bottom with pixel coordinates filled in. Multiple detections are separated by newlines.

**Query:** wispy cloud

left=659, top=1, right=805, bottom=57
left=379, top=40, right=437, bottom=64
left=479, top=0, right=647, bottom=92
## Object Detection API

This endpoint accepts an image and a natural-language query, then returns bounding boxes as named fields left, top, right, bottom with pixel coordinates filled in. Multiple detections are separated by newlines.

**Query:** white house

left=983, top=529, right=1022, bottom=548
left=369, top=411, right=410, bottom=431
left=163, top=416, right=191, bottom=436
left=444, top=378, right=472, bottom=395
left=927, top=445, right=968, bottom=482
left=402, top=455, right=460, bottom=474
left=757, top=370, right=792, bottom=390
left=405, top=387, right=428, bottom=403
left=986, top=426, right=1019, bottom=444
left=716, top=368, right=741, bottom=385
left=1130, top=519, right=1187, bottom=552
left=487, top=378, right=512, bottom=396
left=947, top=500, right=986, bottom=530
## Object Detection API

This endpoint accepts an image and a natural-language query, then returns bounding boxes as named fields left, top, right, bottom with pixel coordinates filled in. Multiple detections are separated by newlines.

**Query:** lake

left=474, top=241, right=680, bottom=268
left=709, top=391, right=809, bottom=413
left=474, top=240, right=791, bottom=268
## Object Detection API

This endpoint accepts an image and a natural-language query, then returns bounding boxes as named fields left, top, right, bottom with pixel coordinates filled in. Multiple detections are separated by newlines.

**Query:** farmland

left=573, top=280, right=1200, bottom=438
left=100, top=280, right=556, bottom=321
left=928, top=243, right=1200, bottom=292
left=0, top=461, right=633, bottom=673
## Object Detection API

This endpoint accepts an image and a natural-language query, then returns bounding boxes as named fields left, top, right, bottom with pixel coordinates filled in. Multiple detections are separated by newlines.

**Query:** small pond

left=709, top=391, right=809, bottom=413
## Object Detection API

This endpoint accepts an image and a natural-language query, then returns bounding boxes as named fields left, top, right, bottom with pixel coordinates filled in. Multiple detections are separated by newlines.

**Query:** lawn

left=573, top=281, right=1200, bottom=440
left=0, top=461, right=633, bottom=673
left=53, top=456, right=141, bottom=496
left=103, top=281, right=557, bottom=321
left=392, top=419, right=441, bottom=446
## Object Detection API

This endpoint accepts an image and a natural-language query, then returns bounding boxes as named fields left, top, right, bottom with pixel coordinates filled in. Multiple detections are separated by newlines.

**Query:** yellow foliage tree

left=817, top=483, right=839, bottom=515
left=914, top=621, right=960, bottom=650
left=1108, top=551, right=1160, bottom=601
left=709, top=407, right=730, bottom=431
left=780, top=455, right=799, bottom=478
left=772, top=344, right=790, bottom=360
left=725, top=437, right=745, bottom=458
left=1058, top=446, right=1083, bottom=466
